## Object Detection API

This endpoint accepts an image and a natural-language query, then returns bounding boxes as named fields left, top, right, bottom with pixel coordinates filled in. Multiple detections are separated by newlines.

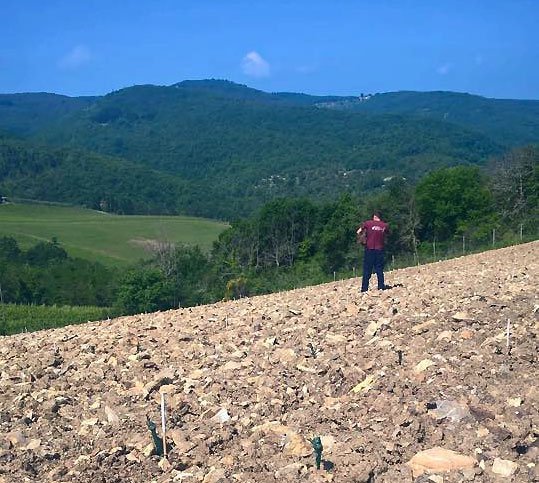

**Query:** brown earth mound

left=1, top=242, right=538, bottom=482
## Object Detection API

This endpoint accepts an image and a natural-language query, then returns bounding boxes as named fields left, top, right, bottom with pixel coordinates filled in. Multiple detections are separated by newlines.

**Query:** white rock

left=211, top=408, right=230, bottom=424
left=320, top=435, right=336, bottom=453
left=492, top=458, right=518, bottom=477
left=414, top=359, right=435, bottom=373
left=506, top=397, right=522, bottom=407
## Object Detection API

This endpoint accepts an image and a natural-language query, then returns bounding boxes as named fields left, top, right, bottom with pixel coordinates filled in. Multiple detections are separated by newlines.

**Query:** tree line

left=0, top=238, right=116, bottom=307
left=1, top=146, right=537, bottom=321
left=119, top=145, right=537, bottom=312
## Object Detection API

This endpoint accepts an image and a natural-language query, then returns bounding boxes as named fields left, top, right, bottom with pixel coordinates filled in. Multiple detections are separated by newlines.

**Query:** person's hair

left=373, top=210, right=382, bottom=219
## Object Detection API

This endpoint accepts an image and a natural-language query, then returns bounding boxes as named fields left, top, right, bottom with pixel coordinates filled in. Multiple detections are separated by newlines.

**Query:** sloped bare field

left=1, top=242, right=538, bottom=483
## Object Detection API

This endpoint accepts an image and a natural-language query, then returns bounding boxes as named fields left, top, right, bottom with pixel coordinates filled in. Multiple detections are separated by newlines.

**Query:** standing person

left=357, top=211, right=389, bottom=292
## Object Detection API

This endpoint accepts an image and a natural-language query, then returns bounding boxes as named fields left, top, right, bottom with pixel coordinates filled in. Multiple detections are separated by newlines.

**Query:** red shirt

left=363, top=219, right=389, bottom=250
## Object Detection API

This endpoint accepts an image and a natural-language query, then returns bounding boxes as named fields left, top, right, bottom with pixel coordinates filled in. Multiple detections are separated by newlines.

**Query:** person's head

left=373, top=210, right=382, bottom=221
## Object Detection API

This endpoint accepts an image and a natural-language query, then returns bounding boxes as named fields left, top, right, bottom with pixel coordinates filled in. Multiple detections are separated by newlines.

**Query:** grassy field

left=0, top=203, right=229, bottom=266
left=0, top=303, right=118, bottom=335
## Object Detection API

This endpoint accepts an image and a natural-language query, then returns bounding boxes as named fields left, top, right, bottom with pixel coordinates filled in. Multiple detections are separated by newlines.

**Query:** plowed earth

left=1, top=242, right=538, bottom=482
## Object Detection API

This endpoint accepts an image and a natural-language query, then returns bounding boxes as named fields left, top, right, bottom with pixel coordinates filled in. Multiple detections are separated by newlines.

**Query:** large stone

left=283, top=432, right=312, bottom=457
left=5, top=431, right=26, bottom=447
left=202, top=467, right=226, bottom=483
left=273, top=348, right=297, bottom=364
left=350, top=374, right=377, bottom=393
left=320, top=435, right=336, bottom=453
left=211, top=408, right=231, bottom=424
left=104, top=405, right=119, bottom=425
left=251, top=422, right=311, bottom=457
left=364, top=319, right=389, bottom=339
left=407, top=447, right=476, bottom=477
left=143, top=371, right=175, bottom=397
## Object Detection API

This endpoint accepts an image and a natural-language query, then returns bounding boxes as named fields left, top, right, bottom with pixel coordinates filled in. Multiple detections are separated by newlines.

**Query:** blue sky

left=1, top=1, right=538, bottom=99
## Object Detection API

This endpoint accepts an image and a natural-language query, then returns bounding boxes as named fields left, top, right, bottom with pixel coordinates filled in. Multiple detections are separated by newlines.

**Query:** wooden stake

left=161, top=392, right=167, bottom=458
left=506, top=319, right=511, bottom=349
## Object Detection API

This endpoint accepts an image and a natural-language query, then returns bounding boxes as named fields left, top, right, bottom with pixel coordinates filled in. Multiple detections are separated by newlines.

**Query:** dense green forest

left=0, top=93, right=95, bottom=135
left=324, top=90, right=539, bottom=147
left=0, top=138, right=190, bottom=214
left=2, top=146, right=536, bottom=333
left=0, top=237, right=116, bottom=307
left=6, top=80, right=539, bottom=218
left=33, top=83, right=501, bottom=218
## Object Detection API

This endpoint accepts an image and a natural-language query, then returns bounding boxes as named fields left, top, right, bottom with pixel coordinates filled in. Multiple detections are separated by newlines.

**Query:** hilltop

left=323, top=90, right=539, bottom=147
left=0, top=241, right=537, bottom=482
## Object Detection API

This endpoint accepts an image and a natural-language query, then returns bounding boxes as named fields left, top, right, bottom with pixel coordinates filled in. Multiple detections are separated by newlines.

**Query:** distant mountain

left=321, top=90, right=539, bottom=147
left=0, top=93, right=95, bottom=136
left=170, top=79, right=353, bottom=106
left=1, top=80, right=536, bottom=218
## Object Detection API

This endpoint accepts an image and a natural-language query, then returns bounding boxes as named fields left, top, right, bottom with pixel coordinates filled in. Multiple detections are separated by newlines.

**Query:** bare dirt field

left=1, top=242, right=537, bottom=482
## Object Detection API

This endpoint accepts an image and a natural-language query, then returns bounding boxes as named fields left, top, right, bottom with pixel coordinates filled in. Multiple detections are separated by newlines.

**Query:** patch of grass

left=0, top=203, right=229, bottom=266
left=0, top=303, right=119, bottom=335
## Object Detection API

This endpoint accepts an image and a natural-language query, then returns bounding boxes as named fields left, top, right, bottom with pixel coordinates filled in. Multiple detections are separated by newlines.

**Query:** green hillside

left=0, top=137, right=195, bottom=215
left=0, top=203, right=228, bottom=266
left=2, top=81, right=539, bottom=219
left=0, top=92, right=95, bottom=136
left=32, top=82, right=501, bottom=217
left=322, top=90, right=539, bottom=147
left=37, top=82, right=501, bottom=182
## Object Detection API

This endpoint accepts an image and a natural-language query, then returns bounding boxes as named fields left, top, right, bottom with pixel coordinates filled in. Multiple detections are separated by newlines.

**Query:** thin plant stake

left=506, top=319, right=511, bottom=350
left=161, top=392, right=167, bottom=458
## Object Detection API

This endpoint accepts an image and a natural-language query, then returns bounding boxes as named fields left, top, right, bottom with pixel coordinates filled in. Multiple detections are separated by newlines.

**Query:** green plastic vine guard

left=146, top=416, right=164, bottom=457
left=311, top=436, right=323, bottom=470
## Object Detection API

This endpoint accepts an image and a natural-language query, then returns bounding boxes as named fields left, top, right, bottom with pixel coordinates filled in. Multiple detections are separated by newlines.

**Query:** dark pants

left=361, top=249, right=385, bottom=292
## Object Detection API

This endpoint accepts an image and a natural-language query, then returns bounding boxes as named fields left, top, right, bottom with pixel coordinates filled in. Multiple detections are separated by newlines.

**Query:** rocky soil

left=1, top=242, right=538, bottom=483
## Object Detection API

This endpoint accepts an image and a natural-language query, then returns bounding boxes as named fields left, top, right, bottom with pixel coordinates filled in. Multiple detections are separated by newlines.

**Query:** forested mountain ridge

left=0, top=92, right=95, bottom=136
left=324, top=90, right=539, bottom=147
left=37, top=82, right=500, bottom=176
left=31, top=82, right=503, bottom=217
left=0, top=80, right=537, bottom=218
left=2, top=80, right=539, bottom=144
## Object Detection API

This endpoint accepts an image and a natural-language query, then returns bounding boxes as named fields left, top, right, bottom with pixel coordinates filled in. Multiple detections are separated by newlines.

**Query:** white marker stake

left=161, top=392, right=167, bottom=458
